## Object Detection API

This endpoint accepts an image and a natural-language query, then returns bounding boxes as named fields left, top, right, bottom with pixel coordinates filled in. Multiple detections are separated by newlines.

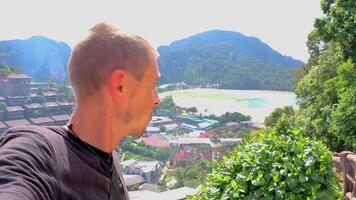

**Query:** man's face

left=122, top=56, right=160, bottom=137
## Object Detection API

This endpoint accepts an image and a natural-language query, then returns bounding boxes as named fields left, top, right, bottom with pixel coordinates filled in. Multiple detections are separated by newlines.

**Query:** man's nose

left=153, top=89, right=160, bottom=106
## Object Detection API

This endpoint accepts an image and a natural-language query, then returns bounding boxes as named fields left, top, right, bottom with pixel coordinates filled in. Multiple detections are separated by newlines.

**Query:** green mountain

left=158, top=30, right=304, bottom=91
left=0, top=36, right=71, bottom=82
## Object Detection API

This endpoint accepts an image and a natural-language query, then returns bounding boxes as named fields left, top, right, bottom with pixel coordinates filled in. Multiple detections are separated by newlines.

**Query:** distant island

left=0, top=36, right=70, bottom=82
left=158, top=30, right=304, bottom=91
left=0, top=31, right=304, bottom=91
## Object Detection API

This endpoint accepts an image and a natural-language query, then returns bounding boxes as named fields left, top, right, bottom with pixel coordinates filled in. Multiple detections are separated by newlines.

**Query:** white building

left=121, top=159, right=161, bottom=183
left=187, top=130, right=205, bottom=138
left=169, top=137, right=214, bottom=147
left=219, top=138, right=243, bottom=146
left=129, top=187, right=199, bottom=200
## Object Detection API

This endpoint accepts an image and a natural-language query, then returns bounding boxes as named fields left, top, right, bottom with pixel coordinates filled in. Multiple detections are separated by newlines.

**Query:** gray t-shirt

left=0, top=125, right=129, bottom=200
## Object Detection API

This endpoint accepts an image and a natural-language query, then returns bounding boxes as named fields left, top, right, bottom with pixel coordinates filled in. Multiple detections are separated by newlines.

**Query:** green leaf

left=230, top=179, right=237, bottom=189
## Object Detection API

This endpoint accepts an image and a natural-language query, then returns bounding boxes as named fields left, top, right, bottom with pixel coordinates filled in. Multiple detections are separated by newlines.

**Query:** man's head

left=68, top=23, right=160, bottom=138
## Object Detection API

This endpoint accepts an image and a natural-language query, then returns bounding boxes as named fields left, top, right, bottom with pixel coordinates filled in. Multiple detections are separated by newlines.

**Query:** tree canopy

left=293, top=0, right=356, bottom=151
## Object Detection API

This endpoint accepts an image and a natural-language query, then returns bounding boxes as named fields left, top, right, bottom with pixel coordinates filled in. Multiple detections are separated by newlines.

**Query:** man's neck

left=67, top=106, right=124, bottom=153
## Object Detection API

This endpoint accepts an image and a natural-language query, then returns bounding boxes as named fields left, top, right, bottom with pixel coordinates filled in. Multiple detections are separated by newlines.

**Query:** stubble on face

left=119, top=109, right=147, bottom=138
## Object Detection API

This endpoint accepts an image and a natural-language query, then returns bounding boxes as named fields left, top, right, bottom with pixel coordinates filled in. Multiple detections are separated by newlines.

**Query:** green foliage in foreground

left=189, top=131, right=341, bottom=200
left=168, top=158, right=214, bottom=189
left=264, top=106, right=294, bottom=127
left=293, top=0, right=356, bottom=151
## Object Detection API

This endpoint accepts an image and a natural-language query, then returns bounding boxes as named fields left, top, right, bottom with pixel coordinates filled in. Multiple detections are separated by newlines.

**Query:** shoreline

left=159, top=88, right=297, bottom=122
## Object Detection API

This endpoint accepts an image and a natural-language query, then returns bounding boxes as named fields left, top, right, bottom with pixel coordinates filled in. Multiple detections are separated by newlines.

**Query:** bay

left=159, top=88, right=297, bottom=122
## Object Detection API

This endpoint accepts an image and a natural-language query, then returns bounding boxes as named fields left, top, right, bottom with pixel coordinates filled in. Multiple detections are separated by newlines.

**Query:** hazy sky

left=1, top=0, right=323, bottom=62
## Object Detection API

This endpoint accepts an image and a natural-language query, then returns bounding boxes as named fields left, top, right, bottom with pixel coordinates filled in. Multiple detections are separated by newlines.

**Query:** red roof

left=199, top=132, right=210, bottom=138
left=142, top=137, right=169, bottom=148
left=174, top=151, right=193, bottom=162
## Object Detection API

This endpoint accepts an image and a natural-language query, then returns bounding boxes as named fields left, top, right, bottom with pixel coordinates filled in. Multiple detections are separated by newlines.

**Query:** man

left=0, top=23, right=160, bottom=200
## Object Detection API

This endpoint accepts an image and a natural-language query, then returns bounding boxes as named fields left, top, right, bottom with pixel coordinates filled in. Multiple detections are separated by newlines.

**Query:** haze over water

left=160, top=88, right=297, bottom=122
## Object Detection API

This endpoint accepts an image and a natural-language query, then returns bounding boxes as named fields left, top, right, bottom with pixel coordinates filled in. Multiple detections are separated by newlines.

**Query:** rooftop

left=43, top=92, right=58, bottom=97
left=197, top=121, right=215, bottom=129
left=175, top=115, right=204, bottom=123
left=187, top=130, right=205, bottom=138
left=30, top=82, right=50, bottom=86
left=180, top=123, right=198, bottom=130
left=240, top=121, right=252, bottom=124
left=157, top=186, right=198, bottom=199
left=5, top=119, right=31, bottom=127
left=150, top=116, right=174, bottom=124
left=123, top=174, right=145, bottom=186
left=199, top=132, right=210, bottom=138
left=174, top=151, right=193, bottom=162
left=225, top=121, right=239, bottom=127
left=164, top=124, right=178, bottom=131
left=145, top=126, right=160, bottom=132
left=220, top=138, right=243, bottom=143
left=129, top=190, right=160, bottom=200
left=24, top=103, right=43, bottom=109
left=6, top=106, right=24, bottom=112
left=141, top=137, right=170, bottom=148
left=6, top=73, right=32, bottom=79
left=129, top=187, right=198, bottom=200
left=170, top=138, right=213, bottom=147
left=6, top=95, right=26, bottom=99
left=57, top=101, right=75, bottom=106
left=250, top=122, right=265, bottom=129
left=43, top=102, right=60, bottom=108
left=28, top=93, right=39, bottom=97
left=29, top=117, right=54, bottom=124
left=50, top=114, right=71, bottom=121
left=121, top=159, right=160, bottom=173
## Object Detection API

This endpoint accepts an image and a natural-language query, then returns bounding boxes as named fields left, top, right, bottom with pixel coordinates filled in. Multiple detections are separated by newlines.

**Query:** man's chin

left=128, top=129, right=145, bottom=138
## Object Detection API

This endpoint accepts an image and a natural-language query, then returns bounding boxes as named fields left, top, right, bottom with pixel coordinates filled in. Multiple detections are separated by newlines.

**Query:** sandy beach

left=159, top=88, right=297, bottom=122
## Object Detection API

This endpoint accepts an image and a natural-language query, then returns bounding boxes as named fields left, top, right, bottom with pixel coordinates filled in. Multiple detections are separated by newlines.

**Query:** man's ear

left=108, top=69, right=126, bottom=102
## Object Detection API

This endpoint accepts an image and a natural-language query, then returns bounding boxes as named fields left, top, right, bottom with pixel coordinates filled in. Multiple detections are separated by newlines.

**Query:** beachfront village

left=0, top=72, right=74, bottom=132
left=115, top=84, right=265, bottom=199
left=0, top=72, right=265, bottom=200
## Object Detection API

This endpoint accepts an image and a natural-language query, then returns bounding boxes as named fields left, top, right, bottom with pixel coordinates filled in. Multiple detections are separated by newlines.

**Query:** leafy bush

left=190, top=131, right=341, bottom=200
left=264, top=106, right=295, bottom=127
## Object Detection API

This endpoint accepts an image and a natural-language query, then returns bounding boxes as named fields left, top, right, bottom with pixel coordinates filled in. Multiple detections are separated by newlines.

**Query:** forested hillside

left=158, top=30, right=304, bottom=91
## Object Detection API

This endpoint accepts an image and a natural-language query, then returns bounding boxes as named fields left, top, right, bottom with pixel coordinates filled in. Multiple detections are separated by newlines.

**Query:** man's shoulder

left=0, top=125, right=61, bottom=200
left=0, top=125, right=67, bottom=147
left=2, top=125, right=66, bottom=137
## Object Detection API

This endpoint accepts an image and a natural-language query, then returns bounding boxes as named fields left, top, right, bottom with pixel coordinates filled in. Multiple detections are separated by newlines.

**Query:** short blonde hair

left=68, top=23, right=155, bottom=99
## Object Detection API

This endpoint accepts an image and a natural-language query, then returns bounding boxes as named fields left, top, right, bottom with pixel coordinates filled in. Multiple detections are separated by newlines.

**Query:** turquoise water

left=160, top=88, right=297, bottom=122
left=236, top=97, right=269, bottom=107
